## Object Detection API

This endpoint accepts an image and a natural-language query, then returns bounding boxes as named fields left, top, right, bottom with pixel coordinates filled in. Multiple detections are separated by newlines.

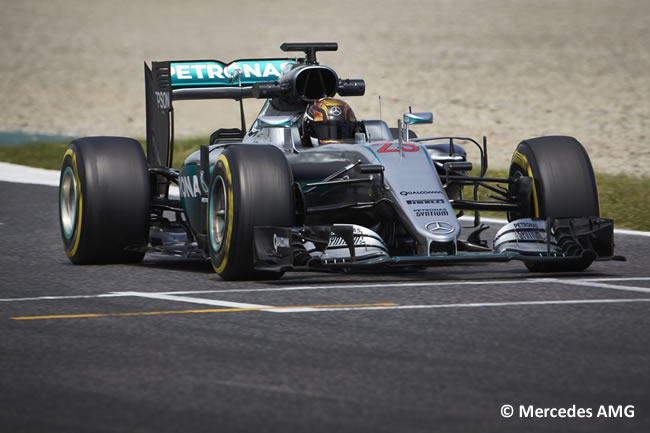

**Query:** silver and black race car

left=58, top=42, right=623, bottom=280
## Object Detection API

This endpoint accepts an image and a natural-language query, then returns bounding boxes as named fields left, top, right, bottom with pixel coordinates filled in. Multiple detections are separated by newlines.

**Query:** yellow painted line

left=10, top=303, right=398, bottom=321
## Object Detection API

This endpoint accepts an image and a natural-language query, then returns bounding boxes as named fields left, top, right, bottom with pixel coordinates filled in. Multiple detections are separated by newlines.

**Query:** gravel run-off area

left=1, top=0, right=648, bottom=175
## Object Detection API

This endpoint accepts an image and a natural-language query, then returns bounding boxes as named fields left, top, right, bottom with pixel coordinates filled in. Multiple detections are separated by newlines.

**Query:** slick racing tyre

left=207, top=145, right=294, bottom=281
left=59, top=137, right=150, bottom=264
left=508, top=135, right=599, bottom=272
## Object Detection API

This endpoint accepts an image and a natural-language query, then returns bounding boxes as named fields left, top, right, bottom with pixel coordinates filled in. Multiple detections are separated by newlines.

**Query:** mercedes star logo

left=329, top=106, right=342, bottom=116
left=425, top=221, right=454, bottom=234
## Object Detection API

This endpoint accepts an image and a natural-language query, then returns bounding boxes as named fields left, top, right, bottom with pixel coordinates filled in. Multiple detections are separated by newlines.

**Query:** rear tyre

left=59, top=137, right=150, bottom=264
left=208, top=145, right=294, bottom=281
left=508, top=136, right=599, bottom=272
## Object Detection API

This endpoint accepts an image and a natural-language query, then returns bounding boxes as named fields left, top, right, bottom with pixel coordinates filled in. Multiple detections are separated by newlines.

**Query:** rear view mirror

left=398, top=112, right=433, bottom=142
left=257, top=115, right=294, bottom=128
left=403, top=112, right=433, bottom=125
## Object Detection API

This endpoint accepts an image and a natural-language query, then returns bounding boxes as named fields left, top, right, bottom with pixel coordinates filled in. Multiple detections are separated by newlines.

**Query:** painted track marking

left=304, top=298, right=650, bottom=312
left=6, top=277, right=650, bottom=321
left=11, top=299, right=650, bottom=321
left=460, top=215, right=650, bottom=237
left=149, top=277, right=650, bottom=296
left=121, top=291, right=318, bottom=313
left=11, top=303, right=398, bottom=321
left=544, top=279, right=650, bottom=294
left=120, top=292, right=270, bottom=309
left=0, top=293, right=126, bottom=302
left=2, top=277, right=650, bottom=303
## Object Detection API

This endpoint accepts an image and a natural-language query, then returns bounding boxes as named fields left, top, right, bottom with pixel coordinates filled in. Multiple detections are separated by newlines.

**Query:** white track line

left=120, top=292, right=270, bottom=309
left=461, top=216, right=650, bottom=237
left=566, top=277, right=650, bottom=282
left=0, top=162, right=60, bottom=186
left=151, top=277, right=650, bottom=296
left=121, top=291, right=315, bottom=313
left=0, top=293, right=128, bottom=302
left=610, top=228, right=650, bottom=237
left=4, top=286, right=650, bottom=315
left=2, top=277, right=650, bottom=303
left=152, top=279, right=534, bottom=295
left=546, top=279, right=650, bottom=294
left=292, top=298, right=650, bottom=313
left=0, top=280, right=532, bottom=302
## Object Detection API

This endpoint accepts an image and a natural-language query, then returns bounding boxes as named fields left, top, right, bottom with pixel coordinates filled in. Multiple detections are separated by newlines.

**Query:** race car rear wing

left=145, top=43, right=366, bottom=172
left=144, top=58, right=295, bottom=169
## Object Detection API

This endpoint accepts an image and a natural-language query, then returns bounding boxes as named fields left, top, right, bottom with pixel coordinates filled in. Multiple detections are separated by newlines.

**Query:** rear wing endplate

left=145, top=58, right=296, bottom=171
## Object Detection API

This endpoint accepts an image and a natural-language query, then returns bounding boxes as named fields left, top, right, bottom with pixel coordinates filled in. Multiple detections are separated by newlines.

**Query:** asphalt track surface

left=1, top=181, right=649, bottom=432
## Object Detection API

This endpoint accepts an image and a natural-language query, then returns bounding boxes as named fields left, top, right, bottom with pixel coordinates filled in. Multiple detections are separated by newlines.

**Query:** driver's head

left=303, top=98, right=358, bottom=146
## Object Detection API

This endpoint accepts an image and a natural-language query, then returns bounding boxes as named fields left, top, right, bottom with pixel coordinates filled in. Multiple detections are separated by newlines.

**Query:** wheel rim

left=209, top=176, right=227, bottom=253
left=60, top=166, right=78, bottom=239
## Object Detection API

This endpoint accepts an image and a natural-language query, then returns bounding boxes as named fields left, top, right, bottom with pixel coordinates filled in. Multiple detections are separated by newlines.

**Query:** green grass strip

left=466, top=169, right=649, bottom=231
left=0, top=139, right=647, bottom=231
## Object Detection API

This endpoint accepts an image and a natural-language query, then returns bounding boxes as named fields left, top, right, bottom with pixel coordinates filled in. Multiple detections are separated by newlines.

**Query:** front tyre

left=508, top=135, right=599, bottom=272
left=208, top=145, right=294, bottom=281
left=59, top=137, right=150, bottom=264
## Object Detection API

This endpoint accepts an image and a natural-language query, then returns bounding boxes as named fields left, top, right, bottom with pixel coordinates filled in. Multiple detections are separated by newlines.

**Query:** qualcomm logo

left=400, top=190, right=442, bottom=196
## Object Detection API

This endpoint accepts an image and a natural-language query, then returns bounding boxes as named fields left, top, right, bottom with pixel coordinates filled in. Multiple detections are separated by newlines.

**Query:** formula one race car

left=58, top=42, right=623, bottom=280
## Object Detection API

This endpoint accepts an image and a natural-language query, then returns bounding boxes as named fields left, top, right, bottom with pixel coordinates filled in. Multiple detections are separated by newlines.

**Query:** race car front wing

left=252, top=217, right=625, bottom=272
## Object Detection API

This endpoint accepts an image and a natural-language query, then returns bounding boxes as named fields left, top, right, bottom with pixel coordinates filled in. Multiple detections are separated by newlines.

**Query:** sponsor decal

left=511, top=151, right=540, bottom=217
left=179, top=175, right=201, bottom=198
left=328, top=228, right=366, bottom=247
left=329, top=106, right=342, bottom=116
left=272, top=233, right=290, bottom=253
left=170, top=59, right=295, bottom=87
left=406, top=199, right=445, bottom=205
left=400, top=190, right=442, bottom=196
left=513, top=221, right=543, bottom=229
left=425, top=221, right=454, bottom=234
left=514, top=230, right=545, bottom=242
left=154, top=91, right=170, bottom=110
left=328, top=235, right=366, bottom=247
left=511, top=151, right=529, bottom=171
left=414, top=208, right=449, bottom=217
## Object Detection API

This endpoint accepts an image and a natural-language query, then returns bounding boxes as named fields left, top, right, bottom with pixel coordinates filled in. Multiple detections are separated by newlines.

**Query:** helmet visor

left=311, top=121, right=357, bottom=141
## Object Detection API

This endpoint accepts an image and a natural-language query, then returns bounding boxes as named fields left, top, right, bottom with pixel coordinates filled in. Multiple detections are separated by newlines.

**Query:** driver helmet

left=303, top=98, right=358, bottom=146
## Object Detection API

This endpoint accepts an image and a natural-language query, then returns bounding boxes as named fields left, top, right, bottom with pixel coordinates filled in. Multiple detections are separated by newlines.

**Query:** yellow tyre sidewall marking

left=63, top=148, right=83, bottom=257
left=512, top=151, right=540, bottom=218
left=211, top=154, right=234, bottom=274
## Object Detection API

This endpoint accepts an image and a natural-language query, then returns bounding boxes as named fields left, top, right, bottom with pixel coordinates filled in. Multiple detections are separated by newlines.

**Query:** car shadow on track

left=137, top=254, right=619, bottom=285
left=140, top=255, right=214, bottom=273
left=262, top=267, right=619, bottom=286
